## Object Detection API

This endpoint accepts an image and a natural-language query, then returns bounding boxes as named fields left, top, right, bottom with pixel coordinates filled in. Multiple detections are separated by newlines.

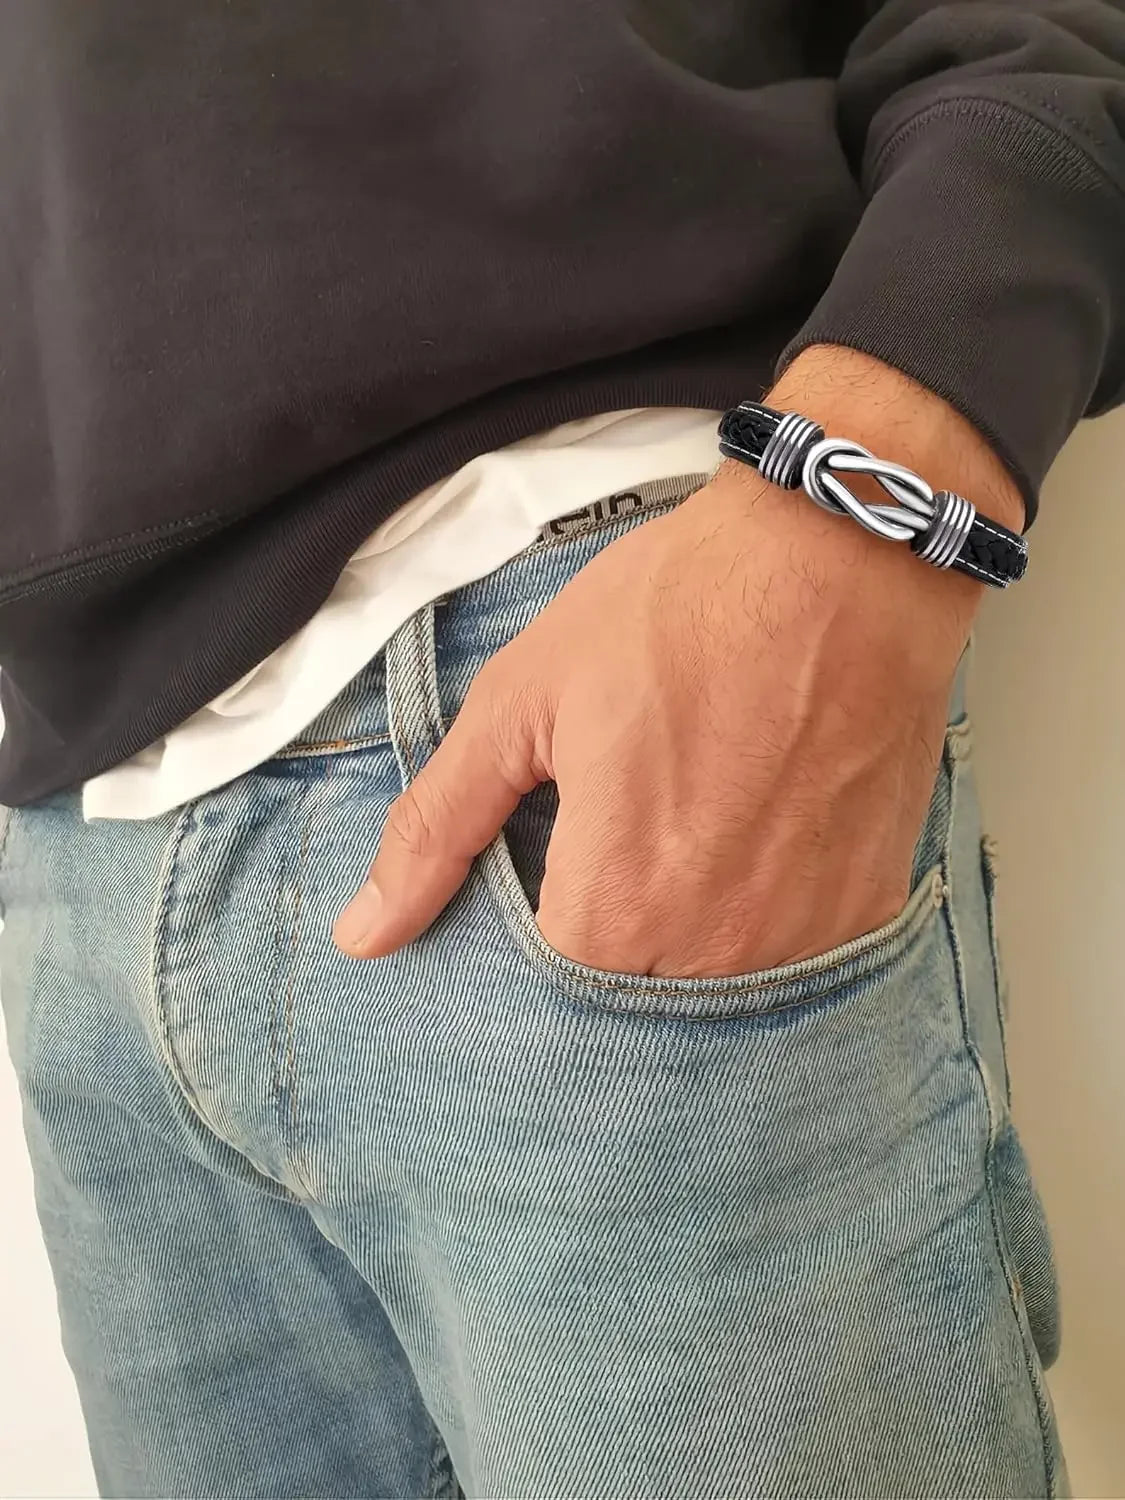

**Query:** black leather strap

left=929, top=504, right=1028, bottom=587
left=718, top=401, right=1027, bottom=589
left=718, top=404, right=797, bottom=476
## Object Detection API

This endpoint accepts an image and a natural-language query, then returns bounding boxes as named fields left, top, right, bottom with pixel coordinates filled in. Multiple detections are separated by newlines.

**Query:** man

left=0, top=3, right=1122, bottom=1496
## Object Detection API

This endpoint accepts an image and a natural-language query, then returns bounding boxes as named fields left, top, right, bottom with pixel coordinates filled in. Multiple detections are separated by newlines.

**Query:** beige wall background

left=1, top=410, right=1123, bottom=1497
left=970, top=407, right=1125, bottom=1498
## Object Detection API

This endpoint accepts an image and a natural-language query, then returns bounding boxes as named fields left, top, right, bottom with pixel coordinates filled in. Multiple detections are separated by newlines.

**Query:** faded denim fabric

left=0, top=480, right=1063, bottom=1499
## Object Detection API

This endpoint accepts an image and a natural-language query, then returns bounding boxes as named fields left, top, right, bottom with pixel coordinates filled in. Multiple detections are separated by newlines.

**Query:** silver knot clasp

left=759, top=417, right=977, bottom=564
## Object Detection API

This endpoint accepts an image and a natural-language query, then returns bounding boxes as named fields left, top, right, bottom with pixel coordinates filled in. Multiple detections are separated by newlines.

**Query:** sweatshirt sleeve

left=778, top=0, right=1125, bottom=519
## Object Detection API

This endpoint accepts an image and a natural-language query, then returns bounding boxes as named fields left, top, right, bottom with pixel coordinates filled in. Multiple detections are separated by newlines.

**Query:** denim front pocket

left=481, top=724, right=965, bottom=1023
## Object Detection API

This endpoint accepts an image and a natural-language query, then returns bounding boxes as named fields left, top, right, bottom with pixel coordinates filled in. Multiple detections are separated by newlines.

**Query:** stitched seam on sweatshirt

left=0, top=512, right=226, bottom=605
left=869, top=95, right=1125, bottom=207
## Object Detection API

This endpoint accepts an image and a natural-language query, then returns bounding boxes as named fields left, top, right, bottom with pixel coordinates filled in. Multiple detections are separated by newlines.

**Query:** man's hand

left=334, top=348, right=1024, bottom=976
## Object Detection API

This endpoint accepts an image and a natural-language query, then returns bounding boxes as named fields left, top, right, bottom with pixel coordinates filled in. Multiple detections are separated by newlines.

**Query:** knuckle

left=384, top=782, right=445, bottom=859
left=466, top=662, right=548, bottom=789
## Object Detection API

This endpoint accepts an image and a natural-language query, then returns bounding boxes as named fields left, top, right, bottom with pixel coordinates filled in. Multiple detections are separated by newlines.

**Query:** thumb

left=333, top=671, right=543, bottom=958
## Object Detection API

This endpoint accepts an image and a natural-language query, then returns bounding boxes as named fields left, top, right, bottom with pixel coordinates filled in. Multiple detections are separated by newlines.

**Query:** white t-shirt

left=83, top=407, right=722, bottom=821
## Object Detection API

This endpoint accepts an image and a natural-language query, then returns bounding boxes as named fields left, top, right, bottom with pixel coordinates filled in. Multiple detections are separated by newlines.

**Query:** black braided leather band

left=719, top=402, right=1028, bottom=589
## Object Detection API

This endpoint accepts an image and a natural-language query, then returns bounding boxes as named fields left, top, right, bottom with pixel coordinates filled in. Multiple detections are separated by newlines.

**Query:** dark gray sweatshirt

left=2, top=1, right=1125, bottom=804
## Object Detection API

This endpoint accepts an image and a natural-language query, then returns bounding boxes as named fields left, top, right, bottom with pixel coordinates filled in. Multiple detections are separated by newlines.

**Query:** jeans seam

left=388, top=607, right=443, bottom=788
left=0, top=805, right=14, bottom=897
left=386, top=615, right=425, bottom=787
left=274, top=730, right=393, bottom=759
left=941, top=764, right=1056, bottom=1497
left=414, top=607, right=444, bottom=752
left=980, top=834, right=1013, bottom=1103
left=151, top=806, right=206, bottom=1123
left=277, top=768, right=334, bottom=1200
left=281, top=804, right=314, bottom=1189
left=150, top=802, right=300, bottom=1200
left=267, top=851, right=288, bottom=1121
left=390, top=692, right=419, bottom=784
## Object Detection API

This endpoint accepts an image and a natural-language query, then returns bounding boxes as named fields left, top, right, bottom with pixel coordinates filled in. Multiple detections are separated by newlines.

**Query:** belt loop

left=384, top=604, right=443, bottom=789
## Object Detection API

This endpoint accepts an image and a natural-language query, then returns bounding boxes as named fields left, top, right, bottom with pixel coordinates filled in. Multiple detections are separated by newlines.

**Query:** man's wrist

left=694, top=343, right=1030, bottom=655
left=760, top=344, right=1027, bottom=536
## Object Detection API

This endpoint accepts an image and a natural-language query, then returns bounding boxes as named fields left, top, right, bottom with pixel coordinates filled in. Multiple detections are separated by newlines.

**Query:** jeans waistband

left=284, top=473, right=704, bottom=755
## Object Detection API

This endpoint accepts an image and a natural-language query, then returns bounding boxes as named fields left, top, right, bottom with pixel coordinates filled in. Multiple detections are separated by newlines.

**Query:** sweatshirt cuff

left=778, top=98, right=1125, bottom=525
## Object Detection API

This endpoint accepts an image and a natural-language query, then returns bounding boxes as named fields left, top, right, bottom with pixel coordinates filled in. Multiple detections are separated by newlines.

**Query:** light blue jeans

left=1, top=479, right=1063, bottom=1499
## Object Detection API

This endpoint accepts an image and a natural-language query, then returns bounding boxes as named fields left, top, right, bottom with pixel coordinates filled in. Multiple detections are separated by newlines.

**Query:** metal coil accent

left=757, top=412, right=823, bottom=489
left=913, top=489, right=977, bottom=568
